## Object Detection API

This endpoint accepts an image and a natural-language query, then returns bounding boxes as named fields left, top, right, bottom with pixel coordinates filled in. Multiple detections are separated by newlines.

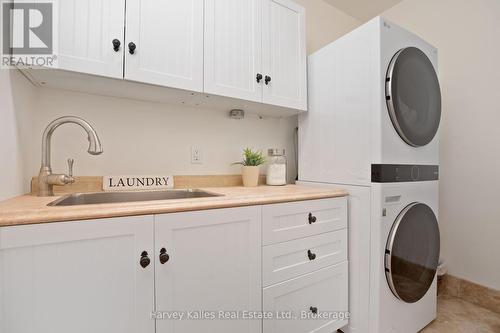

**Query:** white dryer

left=299, top=16, right=441, bottom=186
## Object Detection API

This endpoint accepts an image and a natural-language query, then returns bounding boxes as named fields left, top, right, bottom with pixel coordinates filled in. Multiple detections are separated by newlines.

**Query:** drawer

left=262, top=198, right=347, bottom=245
left=263, top=263, right=348, bottom=333
left=263, top=230, right=347, bottom=287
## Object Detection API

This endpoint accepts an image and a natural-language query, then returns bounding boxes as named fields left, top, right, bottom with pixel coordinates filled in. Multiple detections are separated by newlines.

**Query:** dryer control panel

left=371, top=164, right=439, bottom=183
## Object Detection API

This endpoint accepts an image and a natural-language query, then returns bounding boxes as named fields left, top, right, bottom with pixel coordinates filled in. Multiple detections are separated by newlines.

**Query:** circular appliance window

left=385, top=202, right=440, bottom=303
left=386, top=47, right=442, bottom=147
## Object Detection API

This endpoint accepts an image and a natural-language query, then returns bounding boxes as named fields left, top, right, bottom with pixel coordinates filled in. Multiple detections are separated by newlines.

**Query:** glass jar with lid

left=266, top=149, right=287, bottom=186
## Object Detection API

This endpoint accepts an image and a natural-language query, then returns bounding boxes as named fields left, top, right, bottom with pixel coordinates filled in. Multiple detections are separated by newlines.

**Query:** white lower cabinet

left=262, top=198, right=347, bottom=245
left=154, top=206, right=262, bottom=333
left=0, top=197, right=347, bottom=333
left=263, top=263, right=349, bottom=333
left=263, top=230, right=348, bottom=287
left=262, top=198, right=349, bottom=333
left=0, top=216, right=155, bottom=333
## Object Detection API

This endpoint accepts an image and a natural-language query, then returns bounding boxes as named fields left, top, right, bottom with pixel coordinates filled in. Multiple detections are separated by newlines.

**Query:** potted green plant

left=234, top=148, right=266, bottom=187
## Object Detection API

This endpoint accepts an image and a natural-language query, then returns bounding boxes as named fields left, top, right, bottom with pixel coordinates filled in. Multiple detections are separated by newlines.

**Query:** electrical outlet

left=191, top=146, right=203, bottom=164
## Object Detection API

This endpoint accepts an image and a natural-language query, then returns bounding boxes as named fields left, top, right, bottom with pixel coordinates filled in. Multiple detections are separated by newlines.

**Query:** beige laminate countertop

left=0, top=185, right=347, bottom=227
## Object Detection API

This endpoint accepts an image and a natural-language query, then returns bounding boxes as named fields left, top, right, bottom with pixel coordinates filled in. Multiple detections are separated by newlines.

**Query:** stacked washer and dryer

left=298, top=17, right=441, bottom=333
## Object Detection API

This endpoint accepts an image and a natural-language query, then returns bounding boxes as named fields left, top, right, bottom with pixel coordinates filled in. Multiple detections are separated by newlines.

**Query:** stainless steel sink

left=48, top=189, right=222, bottom=206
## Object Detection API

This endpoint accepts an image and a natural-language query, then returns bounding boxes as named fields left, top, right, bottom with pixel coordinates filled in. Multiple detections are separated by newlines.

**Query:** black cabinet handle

left=307, top=249, right=317, bottom=261
left=112, top=39, right=121, bottom=52
left=265, top=75, right=272, bottom=85
left=256, top=73, right=263, bottom=83
left=310, top=306, right=318, bottom=314
left=159, top=248, right=170, bottom=264
left=140, top=251, right=150, bottom=268
left=308, top=213, right=317, bottom=224
left=128, top=42, right=137, bottom=55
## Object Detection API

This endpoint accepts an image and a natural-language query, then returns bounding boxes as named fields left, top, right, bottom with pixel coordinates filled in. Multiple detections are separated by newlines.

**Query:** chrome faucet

left=38, top=116, right=103, bottom=196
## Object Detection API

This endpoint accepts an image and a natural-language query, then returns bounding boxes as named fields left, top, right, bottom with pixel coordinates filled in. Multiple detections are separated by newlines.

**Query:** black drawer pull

left=308, top=213, right=317, bottom=224
left=307, top=249, right=317, bottom=261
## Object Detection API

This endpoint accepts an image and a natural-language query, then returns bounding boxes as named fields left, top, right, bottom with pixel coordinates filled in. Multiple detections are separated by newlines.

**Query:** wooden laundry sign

left=103, top=175, right=174, bottom=191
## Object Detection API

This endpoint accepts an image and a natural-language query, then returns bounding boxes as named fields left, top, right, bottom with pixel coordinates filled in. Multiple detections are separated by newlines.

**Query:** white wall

left=384, top=0, right=500, bottom=290
left=25, top=88, right=298, bottom=181
left=0, top=70, right=36, bottom=201
left=294, top=0, right=361, bottom=54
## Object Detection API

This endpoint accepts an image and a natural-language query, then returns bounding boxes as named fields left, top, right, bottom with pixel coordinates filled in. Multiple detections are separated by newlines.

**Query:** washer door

left=386, top=47, right=441, bottom=147
left=385, top=202, right=440, bottom=303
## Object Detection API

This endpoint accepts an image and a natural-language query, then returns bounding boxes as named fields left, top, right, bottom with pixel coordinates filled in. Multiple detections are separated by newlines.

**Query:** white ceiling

left=323, top=0, right=404, bottom=21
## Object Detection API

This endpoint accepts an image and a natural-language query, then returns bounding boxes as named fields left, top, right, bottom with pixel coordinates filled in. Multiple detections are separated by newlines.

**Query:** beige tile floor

left=420, top=296, right=500, bottom=333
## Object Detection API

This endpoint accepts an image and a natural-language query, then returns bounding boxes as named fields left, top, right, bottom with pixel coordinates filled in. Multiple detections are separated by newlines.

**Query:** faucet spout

left=38, top=116, right=103, bottom=196
left=41, top=116, right=103, bottom=168
left=87, top=134, right=103, bottom=156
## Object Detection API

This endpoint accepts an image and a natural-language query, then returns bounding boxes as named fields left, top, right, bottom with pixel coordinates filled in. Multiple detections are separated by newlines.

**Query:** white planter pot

left=242, top=166, right=260, bottom=187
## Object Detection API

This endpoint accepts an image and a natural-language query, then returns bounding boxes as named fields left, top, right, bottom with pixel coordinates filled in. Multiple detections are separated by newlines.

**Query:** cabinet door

left=155, top=207, right=262, bottom=333
left=0, top=216, right=155, bottom=333
left=57, top=0, right=125, bottom=78
left=204, top=0, right=263, bottom=102
left=125, top=0, right=204, bottom=91
left=262, top=0, right=307, bottom=110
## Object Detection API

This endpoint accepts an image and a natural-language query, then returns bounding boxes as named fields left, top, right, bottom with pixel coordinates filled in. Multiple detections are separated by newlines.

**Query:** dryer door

left=386, top=47, right=441, bottom=147
left=385, top=202, right=440, bottom=303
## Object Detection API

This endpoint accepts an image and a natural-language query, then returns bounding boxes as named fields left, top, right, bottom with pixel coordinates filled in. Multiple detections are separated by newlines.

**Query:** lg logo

left=2, top=2, right=53, bottom=54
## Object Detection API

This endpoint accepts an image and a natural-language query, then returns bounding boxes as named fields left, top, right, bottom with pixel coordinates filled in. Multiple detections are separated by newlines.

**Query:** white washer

left=297, top=181, right=440, bottom=333
left=299, top=16, right=441, bottom=186
left=371, top=181, right=439, bottom=333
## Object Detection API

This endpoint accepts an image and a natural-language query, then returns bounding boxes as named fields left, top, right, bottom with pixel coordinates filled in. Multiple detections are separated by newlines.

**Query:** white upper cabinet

left=204, top=0, right=307, bottom=109
left=155, top=207, right=262, bottom=333
left=262, top=0, right=307, bottom=110
left=125, top=0, right=204, bottom=91
left=27, top=0, right=307, bottom=114
left=57, top=0, right=125, bottom=78
left=204, top=0, right=263, bottom=102
left=0, top=216, right=155, bottom=333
